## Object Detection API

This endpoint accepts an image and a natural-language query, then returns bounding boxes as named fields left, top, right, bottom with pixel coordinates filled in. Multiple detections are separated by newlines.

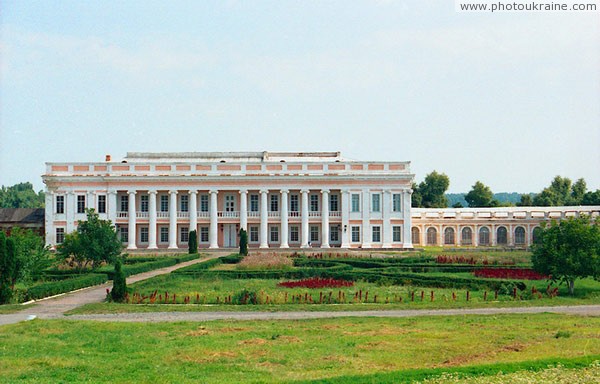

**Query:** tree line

left=0, top=183, right=45, bottom=209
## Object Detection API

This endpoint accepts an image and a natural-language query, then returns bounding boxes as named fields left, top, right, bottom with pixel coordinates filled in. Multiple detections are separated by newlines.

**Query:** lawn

left=0, top=313, right=599, bottom=383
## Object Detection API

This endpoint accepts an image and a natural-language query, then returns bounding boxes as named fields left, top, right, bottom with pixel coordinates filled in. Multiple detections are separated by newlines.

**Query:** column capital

left=259, top=189, right=269, bottom=194
left=383, top=189, right=392, bottom=194
left=108, top=190, right=118, bottom=196
left=280, top=189, right=289, bottom=194
left=168, top=190, right=178, bottom=195
left=209, top=189, right=219, bottom=195
left=148, top=190, right=158, bottom=195
left=341, top=189, right=350, bottom=195
left=239, top=189, right=248, bottom=195
left=188, top=190, right=198, bottom=195
left=300, top=189, right=310, bottom=194
left=127, top=190, right=137, bottom=195
left=321, top=189, right=330, bottom=194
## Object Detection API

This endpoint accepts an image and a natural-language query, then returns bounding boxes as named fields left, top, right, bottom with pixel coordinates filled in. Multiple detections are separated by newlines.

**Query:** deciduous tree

left=413, top=171, right=450, bottom=208
left=465, top=181, right=497, bottom=207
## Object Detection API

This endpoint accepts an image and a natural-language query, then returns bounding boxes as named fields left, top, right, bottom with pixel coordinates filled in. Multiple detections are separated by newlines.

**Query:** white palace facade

left=42, top=151, right=600, bottom=251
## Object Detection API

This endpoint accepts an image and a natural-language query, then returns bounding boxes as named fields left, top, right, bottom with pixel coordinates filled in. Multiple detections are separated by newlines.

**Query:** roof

left=0, top=208, right=45, bottom=224
left=125, top=151, right=344, bottom=163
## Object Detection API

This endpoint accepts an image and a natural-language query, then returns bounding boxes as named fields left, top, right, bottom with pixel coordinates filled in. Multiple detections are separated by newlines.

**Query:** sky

left=1, top=0, right=599, bottom=193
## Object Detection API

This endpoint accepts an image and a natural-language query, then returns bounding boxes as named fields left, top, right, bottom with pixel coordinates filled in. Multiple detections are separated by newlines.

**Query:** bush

left=110, top=260, right=127, bottom=302
left=24, top=274, right=107, bottom=301
left=239, top=229, right=248, bottom=256
left=232, top=289, right=258, bottom=304
left=188, top=230, right=197, bottom=254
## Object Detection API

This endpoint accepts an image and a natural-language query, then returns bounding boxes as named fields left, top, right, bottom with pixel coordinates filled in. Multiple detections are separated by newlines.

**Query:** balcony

left=329, top=211, right=341, bottom=218
left=268, top=211, right=280, bottom=218
left=178, top=212, right=190, bottom=219
left=136, top=212, right=149, bottom=219
left=117, top=212, right=128, bottom=218
left=308, top=211, right=321, bottom=218
left=157, top=212, right=169, bottom=218
left=218, top=211, right=240, bottom=218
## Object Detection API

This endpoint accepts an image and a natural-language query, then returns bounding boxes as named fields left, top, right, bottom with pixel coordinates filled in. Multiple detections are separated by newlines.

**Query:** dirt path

left=0, top=253, right=228, bottom=326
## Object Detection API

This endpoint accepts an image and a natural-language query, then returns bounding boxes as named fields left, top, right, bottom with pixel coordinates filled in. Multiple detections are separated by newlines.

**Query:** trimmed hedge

left=24, top=274, right=107, bottom=301
left=220, top=254, right=244, bottom=264
left=103, top=258, right=178, bottom=280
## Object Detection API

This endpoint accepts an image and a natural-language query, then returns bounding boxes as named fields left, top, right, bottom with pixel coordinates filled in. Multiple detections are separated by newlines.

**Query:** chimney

left=105, top=154, right=111, bottom=162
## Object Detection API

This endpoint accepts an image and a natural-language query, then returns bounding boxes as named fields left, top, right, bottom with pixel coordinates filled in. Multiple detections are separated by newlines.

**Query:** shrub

left=278, top=277, right=354, bottom=289
left=232, top=289, right=258, bottom=304
left=237, top=253, right=294, bottom=270
left=110, top=260, right=127, bottom=302
left=24, top=274, right=107, bottom=301
left=188, top=230, right=197, bottom=254
left=239, top=229, right=248, bottom=256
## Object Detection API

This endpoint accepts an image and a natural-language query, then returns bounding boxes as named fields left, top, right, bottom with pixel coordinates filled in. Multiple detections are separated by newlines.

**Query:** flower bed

left=277, top=277, right=354, bottom=289
left=474, top=268, right=547, bottom=280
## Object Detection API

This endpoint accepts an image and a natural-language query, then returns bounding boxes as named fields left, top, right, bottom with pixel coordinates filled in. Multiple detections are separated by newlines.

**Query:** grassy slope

left=1, top=314, right=600, bottom=383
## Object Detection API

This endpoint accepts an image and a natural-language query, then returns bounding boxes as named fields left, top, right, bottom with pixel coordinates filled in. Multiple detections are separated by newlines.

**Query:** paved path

left=0, top=253, right=227, bottom=326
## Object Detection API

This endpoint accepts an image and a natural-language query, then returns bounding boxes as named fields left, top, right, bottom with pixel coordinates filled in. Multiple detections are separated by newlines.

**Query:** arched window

left=411, top=227, right=420, bottom=245
left=532, top=227, right=542, bottom=244
left=444, top=227, right=455, bottom=245
left=479, top=227, right=490, bottom=246
left=461, top=227, right=472, bottom=245
left=497, top=226, right=508, bottom=245
left=515, top=226, right=526, bottom=245
left=426, top=227, right=438, bottom=245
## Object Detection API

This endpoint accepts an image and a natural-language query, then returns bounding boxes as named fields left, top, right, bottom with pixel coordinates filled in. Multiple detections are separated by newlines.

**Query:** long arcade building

left=43, top=152, right=414, bottom=250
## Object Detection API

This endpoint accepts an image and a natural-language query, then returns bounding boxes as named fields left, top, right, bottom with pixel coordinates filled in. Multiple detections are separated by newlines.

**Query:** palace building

left=42, top=151, right=600, bottom=250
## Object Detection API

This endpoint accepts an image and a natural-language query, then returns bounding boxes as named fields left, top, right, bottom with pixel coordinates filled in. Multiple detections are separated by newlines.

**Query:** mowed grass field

left=1, top=313, right=600, bottom=383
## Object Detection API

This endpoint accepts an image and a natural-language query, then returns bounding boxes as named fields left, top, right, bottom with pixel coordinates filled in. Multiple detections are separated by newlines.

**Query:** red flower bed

left=473, top=268, right=548, bottom=280
left=436, top=255, right=516, bottom=266
left=277, top=277, right=354, bottom=289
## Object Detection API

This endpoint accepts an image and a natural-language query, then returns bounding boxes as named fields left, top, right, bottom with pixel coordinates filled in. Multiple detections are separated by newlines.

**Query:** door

left=223, top=224, right=237, bottom=247
left=224, top=195, right=236, bottom=212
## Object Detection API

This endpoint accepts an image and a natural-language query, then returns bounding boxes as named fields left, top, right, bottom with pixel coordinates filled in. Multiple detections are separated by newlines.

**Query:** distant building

left=0, top=208, right=45, bottom=236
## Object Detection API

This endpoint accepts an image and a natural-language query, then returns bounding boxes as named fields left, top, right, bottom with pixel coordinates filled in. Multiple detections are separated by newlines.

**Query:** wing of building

left=43, top=152, right=414, bottom=250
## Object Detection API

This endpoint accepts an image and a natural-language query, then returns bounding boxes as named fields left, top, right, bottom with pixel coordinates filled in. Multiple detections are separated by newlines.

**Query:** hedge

left=24, top=274, right=107, bottom=301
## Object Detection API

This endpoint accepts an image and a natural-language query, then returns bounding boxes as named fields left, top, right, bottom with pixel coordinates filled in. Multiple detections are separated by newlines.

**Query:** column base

left=300, top=243, right=310, bottom=248
left=382, top=243, right=392, bottom=248
left=402, top=243, right=414, bottom=249
left=168, top=245, right=178, bottom=249
left=280, top=244, right=289, bottom=249
left=361, top=243, right=371, bottom=249
left=148, top=245, right=158, bottom=250
left=127, top=245, right=137, bottom=250
left=209, top=244, right=219, bottom=249
left=340, top=243, right=350, bottom=249
left=259, top=244, right=269, bottom=249
left=321, top=244, right=330, bottom=249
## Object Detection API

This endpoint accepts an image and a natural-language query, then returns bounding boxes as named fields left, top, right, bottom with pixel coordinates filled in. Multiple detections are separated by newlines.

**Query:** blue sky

left=1, top=0, right=599, bottom=193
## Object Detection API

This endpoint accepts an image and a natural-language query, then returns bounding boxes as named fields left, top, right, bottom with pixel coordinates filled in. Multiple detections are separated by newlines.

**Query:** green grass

left=1, top=313, right=599, bottom=383
left=0, top=304, right=34, bottom=314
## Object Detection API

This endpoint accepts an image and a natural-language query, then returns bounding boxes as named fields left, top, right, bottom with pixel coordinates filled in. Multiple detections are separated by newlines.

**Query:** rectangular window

left=290, top=225, right=299, bottom=242
left=140, top=195, right=149, bottom=212
left=310, top=195, right=319, bottom=212
left=330, top=225, right=339, bottom=242
left=270, top=195, right=278, bottom=212
left=97, top=195, right=106, bottom=213
left=372, top=226, right=381, bottom=242
left=180, top=195, right=189, bottom=212
left=351, top=194, right=360, bottom=212
left=310, top=225, right=319, bottom=242
left=372, top=194, right=381, bottom=212
left=56, top=228, right=65, bottom=244
left=393, top=193, right=402, bottom=212
left=290, top=194, right=299, bottom=212
left=140, top=227, right=149, bottom=243
left=160, top=196, right=169, bottom=212
left=200, top=195, right=209, bottom=212
left=329, top=194, right=339, bottom=212
left=180, top=227, right=189, bottom=243
left=249, top=226, right=259, bottom=242
left=119, top=226, right=128, bottom=243
left=200, top=227, right=209, bottom=242
left=351, top=226, right=360, bottom=242
left=393, top=226, right=402, bottom=242
left=77, top=195, right=86, bottom=214
left=120, top=195, right=128, bottom=212
left=160, top=227, right=169, bottom=243
left=270, top=226, right=279, bottom=242
left=250, top=195, right=259, bottom=212
left=56, top=195, right=64, bottom=214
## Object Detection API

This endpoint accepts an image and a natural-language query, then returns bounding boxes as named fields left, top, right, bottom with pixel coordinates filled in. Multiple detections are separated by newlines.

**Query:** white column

left=259, top=189, right=269, bottom=248
left=168, top=190, right=178, bottom=249
left=382, top=190, right=392, bottom=248
left=402, top=189, right=413, bottom=249
left=474, top=225, right=479, bottom=247
left=239, top=190, right=248, bottom=231
left=189, top=190, right=198, bottom=232
left=209, top=190, right=218, bottom=248
left=148, top=190, right=158, bottom=249
left=361, top=189, right=371, bottom=248
left=457, top=225, right=462, bottom=246
left=66, top=191, right=75, bottom=233
left=321, top=189, right=330, bottom=248
left=341, top=190, right=350, bottom=248
left=301, top=189, right=309, bottom=248
left=45, top=191, right=54, bottom=247
left=87, top=191, right=95, bottom=214
left=127, top=191, right=137, bottom=249
left=108, top=190, right=117, bottom=225
left=491, top=224, right=497, bottom=246
left=280, top=189, right=289, bottom=248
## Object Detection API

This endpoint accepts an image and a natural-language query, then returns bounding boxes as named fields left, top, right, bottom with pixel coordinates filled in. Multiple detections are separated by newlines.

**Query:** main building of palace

left=42, top=152, right=599, bottom=250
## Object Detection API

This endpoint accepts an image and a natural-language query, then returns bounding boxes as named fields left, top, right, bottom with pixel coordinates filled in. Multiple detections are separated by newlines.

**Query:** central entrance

left=223, top=224, right=238, bottom=248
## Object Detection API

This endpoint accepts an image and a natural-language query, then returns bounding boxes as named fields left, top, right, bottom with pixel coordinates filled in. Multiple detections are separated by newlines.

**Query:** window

left=249, top=226, right=259, bottom=242
left=290, top=225, right=299, bottom=242
left=393, top=226, right=402, bottom=242
left=351, top=194, right=360, bottom=212
left=270, top=226, right=279, bottom=242
left=351, top=226, right=360, bottom=242
left=479, top=227, right=490, bottom=246
left=461, top=227, right=472, bottom=245
left=412, top=227, right=420, bottom=244
left=77, top=195, right=86, bottom=214
left=426, top=227, right=437, bottom=245
left=329, top=195, right=339, bottom=212
left=515, top=227, right=526, bottom=245
left=393, top=193, right=402, bottom=212
left=119, top=226, right=128, bottom=243
left=290, top=194, right=299, bottom=212
left=56, top=195, right=64, bottom=214
left=250, top=195, right=259, bottom=212
left=56, top=228, right=65, bottom=244
left=200, top=227, right=209, bottom=243
left=160, top=227, right=169, bottom=243
left=532, top=227, right=542, bottom=244
left=200, top=195, right=209, bottom=212
left=372, top=194, right=381, bottom=212
left=140, top=195, right=149, bottom=212
left=310, top=195, right=319, bottom=212
left=310, top=225, right=319, bottom=242
left=160, top=195, right=169, bottom=212
left=180, top=195, right=189, bottom=212
left=372, top=226, right=381, bottom=242
left=497, top=226, right=508, bottom=245
left=330, top=225, right=339, bottom=242
left=180, top=227, right=189, bottom=243
left=120, top=195, right=128, bottom=212
left=270, top=195, right=278, bottom=212
left=140, top=227, right=149, bottom=243
left=97, top=195, right=106, bottom=213
left=444, top=227, right=455, bottom=245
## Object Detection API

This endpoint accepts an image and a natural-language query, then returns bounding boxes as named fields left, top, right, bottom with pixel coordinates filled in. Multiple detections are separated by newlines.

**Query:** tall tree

left=570, top=178, right=587, bottom=205
left=582, top=190, right=600, bottom=205
left=532, top=216, right=600, bottom=295
left=517, top=194, right=533, bottom=207
left=465, top=181, right=497, bottom=207
left=0, top=182, right=45, bottom=208
left=0, top=232, right=18, bottom=304
left=414, top=171, right=450, bottom=208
